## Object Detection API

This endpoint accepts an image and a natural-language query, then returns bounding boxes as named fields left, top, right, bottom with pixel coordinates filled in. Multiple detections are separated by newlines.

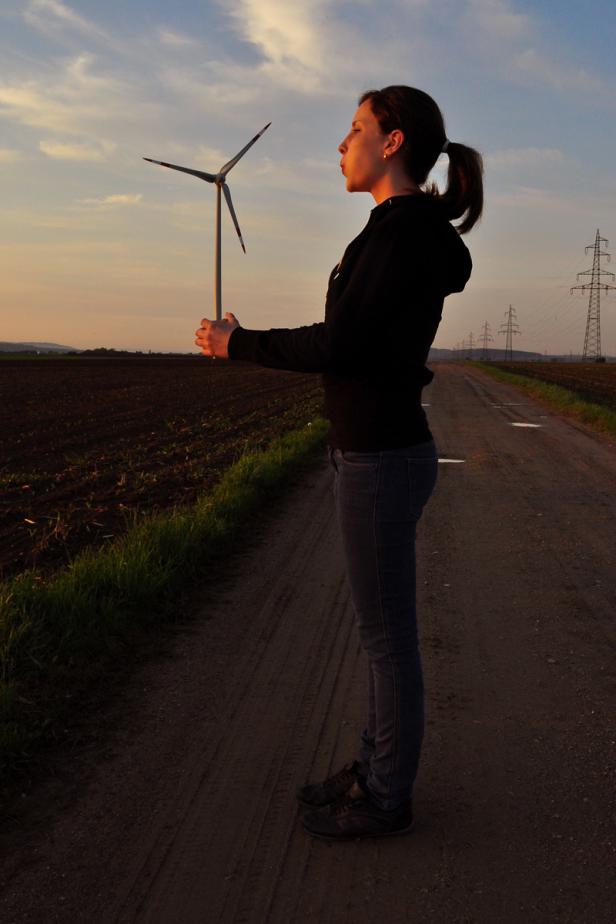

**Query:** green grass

left=473, top=362, right=616, bottom=439
left=0, top=470, right=45, bottom=488
left=0, top=417, right=329, bottom=777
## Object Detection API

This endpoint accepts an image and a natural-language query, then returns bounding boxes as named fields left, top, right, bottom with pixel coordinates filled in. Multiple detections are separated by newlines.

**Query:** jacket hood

left=370, top=193, right=473, bottom=297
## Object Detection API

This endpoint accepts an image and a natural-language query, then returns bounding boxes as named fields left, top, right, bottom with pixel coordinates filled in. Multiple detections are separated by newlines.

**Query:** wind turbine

left=144, top=122, right=271, bottom=321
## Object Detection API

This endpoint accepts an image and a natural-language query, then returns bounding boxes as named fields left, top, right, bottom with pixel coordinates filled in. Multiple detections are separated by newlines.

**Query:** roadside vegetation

left=0, top=417, right=329, bottom=783
left=474, top=361, right=616, bottom=439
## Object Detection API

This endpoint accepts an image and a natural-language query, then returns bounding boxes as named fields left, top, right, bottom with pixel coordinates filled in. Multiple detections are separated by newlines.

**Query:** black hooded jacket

left=228, top=193, right=472, bottom=450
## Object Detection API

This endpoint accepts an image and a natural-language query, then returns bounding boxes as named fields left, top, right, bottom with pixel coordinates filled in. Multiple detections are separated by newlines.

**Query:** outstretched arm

left=195, top=218, right=450, bottom=376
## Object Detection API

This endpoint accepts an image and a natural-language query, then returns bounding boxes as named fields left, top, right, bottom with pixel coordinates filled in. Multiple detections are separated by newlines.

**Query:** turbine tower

left=570, top=229, right=616, bottom=361
left=144, top=123, right=271, bottom=320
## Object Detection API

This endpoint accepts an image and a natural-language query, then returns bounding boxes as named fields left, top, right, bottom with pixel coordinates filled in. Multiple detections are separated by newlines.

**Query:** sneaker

left=302, top=781, right=413, bottom=840
left=297, top=760, right=364, bottom=807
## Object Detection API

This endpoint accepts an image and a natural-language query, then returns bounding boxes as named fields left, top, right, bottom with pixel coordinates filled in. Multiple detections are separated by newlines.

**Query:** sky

left=1, top=0, right=616, bottom=355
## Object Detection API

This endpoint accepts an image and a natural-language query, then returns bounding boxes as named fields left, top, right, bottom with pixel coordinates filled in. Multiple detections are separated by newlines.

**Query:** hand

left=194, top=312, right=240, bottom=359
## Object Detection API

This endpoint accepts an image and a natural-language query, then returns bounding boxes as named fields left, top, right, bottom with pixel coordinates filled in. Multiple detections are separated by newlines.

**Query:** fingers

left=194, top=320, right=220, bottom=357
left=194, top=323, right=213, bottom=355
left=194, top=314, right=236, bottom=358
left=200, top=314, right=237, bottom=327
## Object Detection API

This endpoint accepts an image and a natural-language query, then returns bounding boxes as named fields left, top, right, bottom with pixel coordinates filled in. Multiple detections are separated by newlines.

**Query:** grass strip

left=0, top=417, right=329, bottom=777
left=472, top=362, right=616, bottom=439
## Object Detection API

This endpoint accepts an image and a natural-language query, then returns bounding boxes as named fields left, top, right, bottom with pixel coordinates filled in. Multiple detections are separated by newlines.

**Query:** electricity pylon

left=479, top=320, right=493, bottom=360
left=499, top=305, right=520, bottom=360
left=570, top=229, right=616, bottom=361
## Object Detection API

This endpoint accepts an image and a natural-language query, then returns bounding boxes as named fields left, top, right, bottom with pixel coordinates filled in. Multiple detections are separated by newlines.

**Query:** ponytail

left=360, top=85, right=484, bottom=234
left=428, top=141, right=484, bottom=234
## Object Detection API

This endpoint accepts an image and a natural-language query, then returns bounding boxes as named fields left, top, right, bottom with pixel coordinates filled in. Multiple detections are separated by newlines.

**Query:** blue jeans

left=328, top=441, right=438, bottom=810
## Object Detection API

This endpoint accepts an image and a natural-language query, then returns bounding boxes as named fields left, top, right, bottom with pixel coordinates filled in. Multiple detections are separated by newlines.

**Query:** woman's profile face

left=338, top=100, right=388, bottom=194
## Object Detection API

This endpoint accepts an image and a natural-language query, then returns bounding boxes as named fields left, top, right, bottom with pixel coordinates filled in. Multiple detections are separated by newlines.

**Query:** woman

left=195, top=86, right=483, bottom=840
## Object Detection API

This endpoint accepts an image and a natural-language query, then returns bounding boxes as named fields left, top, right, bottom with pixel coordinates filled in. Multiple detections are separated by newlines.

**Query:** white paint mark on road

left=511, top=422, right=542, bottom=428
left=438, top=458, right=465, bottom=463
left=422, top=403, right=431, bottom=407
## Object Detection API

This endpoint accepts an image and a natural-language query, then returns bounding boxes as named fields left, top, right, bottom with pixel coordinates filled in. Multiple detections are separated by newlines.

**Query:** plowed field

left=0, top=356, right=323, bottom=579
left=488, top=361, right=616, bottom=410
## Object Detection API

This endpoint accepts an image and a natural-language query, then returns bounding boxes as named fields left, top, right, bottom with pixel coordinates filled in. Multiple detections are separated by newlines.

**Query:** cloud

left=491, top=185, right=578, bottom=212
left=0, top=51, right=165, bottom=160
left=0, top=54, right=127, bottom=134
left=221, top=0, right=334, bottom=94
left=228, top=0, right=327, bottom=68
left=39, top=138, right=116, bottom=160
left=24, top=0, right=109, bottom=41
left=157, top=28, right=200, bottom=48
left=514, top=49, right=604, bottom=94
left=487, top=147, right=564, bottom=168
left=212, top=0, right=419, bottom=100
left=252, top=155, right=337, bottom=192
left=0, top=147, right=20, bottom=163
left=463, top=0, right=605, bottom=100
left=159, top=63, right=263, bottom=109
left=77, top=193, right=143, bottom=208
left=466, top=0, right=531, bottom=41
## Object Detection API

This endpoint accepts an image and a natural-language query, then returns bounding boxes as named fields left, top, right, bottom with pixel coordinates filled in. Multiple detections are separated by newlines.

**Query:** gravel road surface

left=1, top=362, right=614, bottom=923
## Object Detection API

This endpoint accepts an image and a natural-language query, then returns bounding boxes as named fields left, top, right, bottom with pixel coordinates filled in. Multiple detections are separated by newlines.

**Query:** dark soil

left=489, top=360, right=616, bottom=411
left=0, top=356, right=323, bottom=578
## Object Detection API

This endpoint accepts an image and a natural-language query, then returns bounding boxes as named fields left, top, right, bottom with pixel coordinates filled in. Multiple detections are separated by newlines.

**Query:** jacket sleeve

left=228, top=219, right=433, bottom=375
left=227, top=321, right=332, bottom=373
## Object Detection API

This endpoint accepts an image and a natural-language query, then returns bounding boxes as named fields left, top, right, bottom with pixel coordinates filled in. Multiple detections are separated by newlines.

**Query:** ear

left=385, top=128, right=405, bottom=156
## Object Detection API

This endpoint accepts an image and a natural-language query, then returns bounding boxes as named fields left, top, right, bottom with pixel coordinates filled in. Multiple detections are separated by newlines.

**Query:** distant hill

left=430, top=347, right=544, bottom=361
left=429, top=347, right=615, bottom=362
left=0, top=341, right=79, bottom=353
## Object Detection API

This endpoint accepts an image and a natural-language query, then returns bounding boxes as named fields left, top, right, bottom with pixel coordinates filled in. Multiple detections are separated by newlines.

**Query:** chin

left=345, top=175, right=370, bottom=194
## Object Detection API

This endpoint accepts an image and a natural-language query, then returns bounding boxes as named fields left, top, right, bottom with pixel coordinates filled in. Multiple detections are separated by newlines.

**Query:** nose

left=338, top=139, right=346, bottom=154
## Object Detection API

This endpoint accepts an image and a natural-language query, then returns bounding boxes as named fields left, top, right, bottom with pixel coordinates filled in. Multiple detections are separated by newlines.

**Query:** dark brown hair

left=359, top=85, right=484, bottom=234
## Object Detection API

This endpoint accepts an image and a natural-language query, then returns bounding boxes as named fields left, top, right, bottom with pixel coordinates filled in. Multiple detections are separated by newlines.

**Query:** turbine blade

left=143, top=157, right=216, bottom=183
left=218, top=122, right=271, bottom=177
left=222, top=184, right=246, bottom=253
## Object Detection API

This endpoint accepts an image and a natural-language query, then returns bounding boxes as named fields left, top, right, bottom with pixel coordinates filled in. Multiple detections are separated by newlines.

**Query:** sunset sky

left=1, top=0, right=616, bottom=355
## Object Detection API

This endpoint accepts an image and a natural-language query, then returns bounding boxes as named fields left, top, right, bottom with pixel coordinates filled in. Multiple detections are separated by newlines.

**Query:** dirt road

left=1, top=363, right=614, bottom=923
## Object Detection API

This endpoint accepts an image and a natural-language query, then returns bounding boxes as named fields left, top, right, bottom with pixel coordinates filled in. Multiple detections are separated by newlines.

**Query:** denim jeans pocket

left=340, top=450, right=380, bottom=470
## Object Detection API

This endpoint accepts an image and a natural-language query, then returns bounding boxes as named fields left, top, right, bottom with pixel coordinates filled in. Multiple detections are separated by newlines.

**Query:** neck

left=371, top=168, right=420, bottom=205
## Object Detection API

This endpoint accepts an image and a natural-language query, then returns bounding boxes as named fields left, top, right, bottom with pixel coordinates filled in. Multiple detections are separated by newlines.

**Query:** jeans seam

left=371, top=456, right=399, bottom=809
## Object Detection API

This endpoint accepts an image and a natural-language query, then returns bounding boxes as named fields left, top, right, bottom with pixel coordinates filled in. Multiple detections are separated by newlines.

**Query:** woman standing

left=195, top=86, right=483, bottom=840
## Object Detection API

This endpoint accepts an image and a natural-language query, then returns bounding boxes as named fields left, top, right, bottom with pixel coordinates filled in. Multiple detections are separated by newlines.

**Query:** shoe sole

left=296, top=794, right=351, bottom=808
left=301, top=819, right=415, bottom=841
